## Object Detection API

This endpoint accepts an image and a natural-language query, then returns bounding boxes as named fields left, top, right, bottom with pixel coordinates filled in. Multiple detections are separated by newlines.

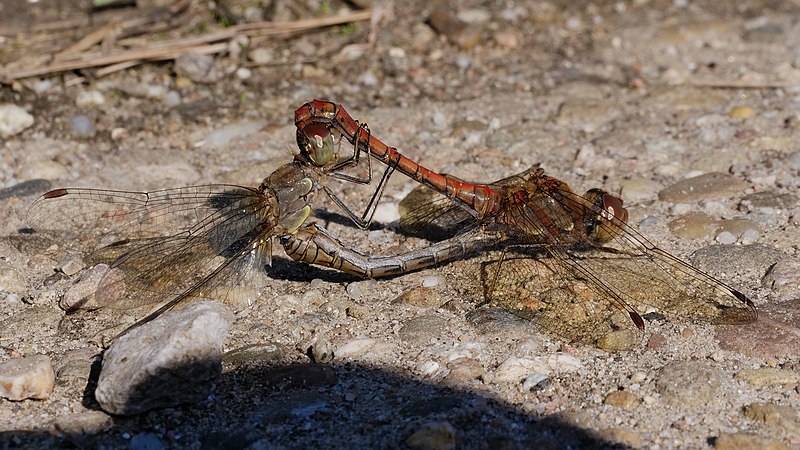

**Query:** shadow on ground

left=1, top=359, right=632, bottom=449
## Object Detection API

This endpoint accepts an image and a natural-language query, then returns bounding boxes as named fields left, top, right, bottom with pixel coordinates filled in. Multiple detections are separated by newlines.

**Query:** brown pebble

left=603, top=390, right=640, bottom=410
left=393, top=287, right=443, bottom=308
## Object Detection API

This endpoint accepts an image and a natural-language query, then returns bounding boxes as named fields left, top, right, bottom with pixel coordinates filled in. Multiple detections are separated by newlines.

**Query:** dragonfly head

left=297, top=124, right=337, bottom=166
left=585, top=188, right=628, bottom=243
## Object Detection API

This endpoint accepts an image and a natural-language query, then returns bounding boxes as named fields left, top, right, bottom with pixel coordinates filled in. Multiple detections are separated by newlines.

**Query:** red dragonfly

left=288, top=100, right=757, bottom=345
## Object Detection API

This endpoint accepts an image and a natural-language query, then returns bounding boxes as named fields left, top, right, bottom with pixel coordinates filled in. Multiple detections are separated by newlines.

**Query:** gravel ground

left=1, top=1, right=800, bottom=449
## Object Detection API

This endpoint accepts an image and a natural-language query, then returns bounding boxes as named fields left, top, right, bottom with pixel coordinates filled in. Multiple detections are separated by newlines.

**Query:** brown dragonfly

left=287, top=101, right=757, bottom=346
left=26, top=119, right=394, bottom=333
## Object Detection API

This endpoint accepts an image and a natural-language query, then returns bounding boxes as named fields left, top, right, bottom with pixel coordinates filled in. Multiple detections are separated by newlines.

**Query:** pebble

left=60, top=263, right=111, bottom=311
left=174, top=52, right=223, bottom=83
left=56, top=348, right=98, bottom=392
left=0, top=103, right=34, bottom=137
left=69, top=114, right=95, bottom=138
left=399, top=315, right=451, bottom=344
left=655, top=361, right=723, bottom=408
left=521, top=373, right=550, bottom=391
left=715, top=231, right=737, bottom=244
left=334, top=338, right=377, bottom=359
left=392, top=287, right=443, bottom=308
left=248, top=47, right=273, bottom=65
left=762, top=256, right=800, bottom=301
left=53, top=410, right=113, bottom=436
left=371, top=202, right=400, bottom=223
left=714, top=432, right=789, bottom=450
left=59, top=257, right=85, bottom=277
left=422, top=276, right=440, bottom=288
left=222, top=342, right=286, bottom=367
left=596, top=329, right=640, bottom=352
left=742, top=402, right=800, bottom=437
left=310, top=340, right=333, bottom=364
left=729, top=106, right=756, bottom=119
left=0, top=354, right=56, bottom=400
left=75, top=90, right=105, bottom=107
left=235, top=67, right=251, bottom=80
left=658, top=172, right=748, bottom=203
left=405, top=421, right=456, bottom=450
left=18, top=159, right=69, bottom=181
left=603, top=390, right=640, bottom=410
left=494, top=356, right=545, bottom=383
left=667, top=211, right=718, bottom=240
left=428, top=8, right=483, bottom=50
left=736, top=368, right=800, bottom=386
left=94, top=301, right=234, bottom=415
left=416, top=360, right=442, bottom=378
left=444, top=357, right=484, bottom=383
left=717, top=299, right=800, bottom=358
left=618, top=178, right=662, bottom=203
left=0, top=259, right=29, bottom=293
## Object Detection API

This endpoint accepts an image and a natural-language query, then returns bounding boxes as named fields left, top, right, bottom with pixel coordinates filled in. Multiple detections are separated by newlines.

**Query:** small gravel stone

left=60, top=264, right=111, bottom=311
left=59, top=258, right=85, bottom=277
left=667, top=211, right=718, bottom=240
left=619, top=178, right=662, bottom=203
left=0, top=354, right=56, bottom=400
left=69, top=115, right=95, bottom=138
left=95, top=301, right=234, bottom=415
left=728, top=106, right=756, bottom=119
left=717, top=299, right=800, bottom=358
left=444, top=357, right=484, bottom=383
left=428, top=8, right=483, bottom=50
left=655, top=361, right=723, bottom=408
left=53, top=410, right=113, bottom=436
left=223, top=342, right=286, bottom=367
left=174, top=52, right=223, bottom=83
left=714, top=432, right=789, bottom=450
left=75, top=90, right=105, bottom=107
left=422, top=276, right=440, bottom=288
left=399, top=315, right=451, bottom=344
left=371, top=202, right=400, bottom=223
left=736, top=368, right=800, bottom=386
left=762, top=256, right=800, bottom=301
left=604, top=390, right=640, bottom=410
left=392, top=287, right=443, bottom=308
left=405, top=421, right=456, bottom=450
left=596, top=329, right=640, bottom=351
left=715, top=230, right=737, bottom=244
left=0, top=260, right=29, bottom=294
left=521, top=373, right=550, bottom=391
left=249, top=47, right=273, bottom=65
left=659, top=172, right=748, bottom=203
left=334, top=338, right=377, bottom=359
left=739, top=228, right=760, bottom=244
left=0, top=104, right=34, bottom=137
left=742, top=402, right=800, bottom=437
left=235, top=67, right=251, bottom=80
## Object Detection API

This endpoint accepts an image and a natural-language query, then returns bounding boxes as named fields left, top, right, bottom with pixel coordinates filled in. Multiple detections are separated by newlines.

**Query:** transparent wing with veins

left=26, top=186, right=276, bottom=312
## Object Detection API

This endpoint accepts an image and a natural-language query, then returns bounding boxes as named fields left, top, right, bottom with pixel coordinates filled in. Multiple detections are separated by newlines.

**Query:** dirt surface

left=2, top=1, right=800, bottom=449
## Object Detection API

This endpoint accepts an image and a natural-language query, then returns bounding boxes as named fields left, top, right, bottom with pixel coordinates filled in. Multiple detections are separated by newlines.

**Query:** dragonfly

left=287, top=100, right=757, bottom=345
left=26, top=119, right=395, bottom=334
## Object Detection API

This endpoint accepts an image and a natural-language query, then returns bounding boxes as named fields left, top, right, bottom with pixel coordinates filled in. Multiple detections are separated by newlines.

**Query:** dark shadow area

left=0, top=358, right=633, bottom=450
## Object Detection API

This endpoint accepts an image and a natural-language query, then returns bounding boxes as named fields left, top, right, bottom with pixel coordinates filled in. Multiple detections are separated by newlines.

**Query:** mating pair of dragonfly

left=27, top=100, right=756, bottom=345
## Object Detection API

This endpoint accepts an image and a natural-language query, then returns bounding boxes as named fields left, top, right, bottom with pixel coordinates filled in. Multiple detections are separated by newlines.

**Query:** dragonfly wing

left=28, top=186, right=278, bottom=312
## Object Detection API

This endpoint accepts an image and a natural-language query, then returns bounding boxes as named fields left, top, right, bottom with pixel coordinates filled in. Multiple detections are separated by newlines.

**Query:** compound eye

left=299, top=124, right=335, bottom=166
left=601, top=194, right=628, bottom=224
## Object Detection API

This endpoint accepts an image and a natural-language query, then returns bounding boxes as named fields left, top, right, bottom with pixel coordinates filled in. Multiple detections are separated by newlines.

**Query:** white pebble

left=715, top=231, right=737, bottom=245
left=236, top=67, right=252, bottom=80
left=416, top=360, right=441, bottom=377
left=0, top=104, right=34, bottom=138
left=431, top=111, right=446, bottom=126
left=740, top=228, right=760, bottom=244
left=371, top=202, right=400, bottom=223
left=334, top=338, right=377, bottom=359
left=76, top=90, right=105, bottom=107
left=521, top=373, right=549, bottom=391
left=422, top=276, right=440, bottom=288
